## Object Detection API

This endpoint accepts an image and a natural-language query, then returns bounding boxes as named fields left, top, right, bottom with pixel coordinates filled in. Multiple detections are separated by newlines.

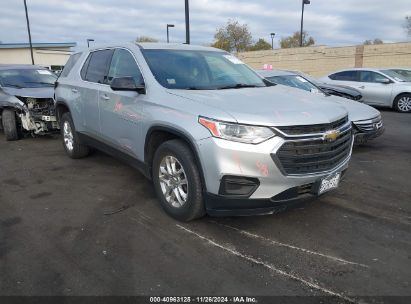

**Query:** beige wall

left=237, top=42, right=411, bottom=77
left=0, top=47, right=72, bottom=67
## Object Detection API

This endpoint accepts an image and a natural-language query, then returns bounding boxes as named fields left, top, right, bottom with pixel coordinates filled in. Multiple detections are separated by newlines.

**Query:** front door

left=355, top=71, right=394, bottom=106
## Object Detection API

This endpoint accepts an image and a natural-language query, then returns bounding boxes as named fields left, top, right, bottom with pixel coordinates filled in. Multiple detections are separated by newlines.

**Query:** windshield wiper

left=3, top=83, right=24, bottom=88
left=23, top=81, right=54, bottom=86
left=184, top=87, right=205, bottom=90
left=217, top=83, right=259, bottom=90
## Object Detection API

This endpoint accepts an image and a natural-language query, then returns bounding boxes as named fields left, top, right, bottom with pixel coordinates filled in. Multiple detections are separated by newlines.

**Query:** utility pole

left=23, top=0, right=34, bottom=64
left=300, top=0, right=310, bottom=47
left=185, top=0, right=190, bottom=44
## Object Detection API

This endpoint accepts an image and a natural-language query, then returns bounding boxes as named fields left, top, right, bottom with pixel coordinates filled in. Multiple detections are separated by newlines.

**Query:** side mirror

left=110, top=77, right=145, bottom=94
left=379, top=78, right=392, bottom=84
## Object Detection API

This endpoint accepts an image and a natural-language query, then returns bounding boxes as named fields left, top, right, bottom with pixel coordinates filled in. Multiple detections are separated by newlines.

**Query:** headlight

left=199, top=117, right=275, bottom=144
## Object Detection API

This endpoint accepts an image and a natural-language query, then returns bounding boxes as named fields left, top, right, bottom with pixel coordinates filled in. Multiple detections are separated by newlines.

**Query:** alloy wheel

left=398, top=96, right=411, bottom=112
left=63, top=121, right=74, bottom=151
left=158, top=155, right=188, bottom=208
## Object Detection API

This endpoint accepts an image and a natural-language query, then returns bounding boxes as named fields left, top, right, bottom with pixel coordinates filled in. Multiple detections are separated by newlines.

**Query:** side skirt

left=77, top=132, right=151, bottom=180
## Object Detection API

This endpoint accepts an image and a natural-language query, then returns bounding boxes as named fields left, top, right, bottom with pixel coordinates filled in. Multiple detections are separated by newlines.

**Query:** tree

left=136, top=36, right=158, bottom=43
left=280, top=31, right=315, bottom=48
left=248, top=38, right=272, bottom=51
left=211, top=19, right=253, bottom=52
left=404, top=16, right=411, bottom=38
left=364, top=38, right=383, bottom=45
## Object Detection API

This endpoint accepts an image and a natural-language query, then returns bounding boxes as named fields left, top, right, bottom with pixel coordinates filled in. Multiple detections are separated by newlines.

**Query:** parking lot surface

left=0, top=110, right=410, bottom=302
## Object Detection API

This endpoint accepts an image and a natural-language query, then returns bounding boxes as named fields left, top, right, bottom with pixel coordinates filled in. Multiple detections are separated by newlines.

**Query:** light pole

left=166, top=24, right=175, bottom=43
left=270, top=33, right=276, bottom=49
left=185, top=0, right=190, bottom=44
left=87, top=39, right=94, bottom=48
left=300, top=0, right=310, bottom=47
left=23, top=0, right=34, bottom=65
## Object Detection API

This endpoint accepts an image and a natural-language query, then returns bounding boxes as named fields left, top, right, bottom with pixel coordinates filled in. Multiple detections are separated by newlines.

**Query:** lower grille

left=274, top=129, right=352, bottom=175
left=354, top=116, right=383, bottom=133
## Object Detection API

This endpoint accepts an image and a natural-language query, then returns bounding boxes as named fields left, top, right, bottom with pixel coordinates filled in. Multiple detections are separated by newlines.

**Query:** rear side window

left=329, top=71, right=358, bottom=81
left=60, top=53, right=82, bottom=78
left=81, top=49, right=114, bottom=83
left=107, top=49, right=143, bottom=85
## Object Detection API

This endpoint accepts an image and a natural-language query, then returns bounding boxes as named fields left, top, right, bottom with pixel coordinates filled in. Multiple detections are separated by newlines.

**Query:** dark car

left=0, top=64, right=59, bottom=140
left=316, top=83, right=362, bottom=101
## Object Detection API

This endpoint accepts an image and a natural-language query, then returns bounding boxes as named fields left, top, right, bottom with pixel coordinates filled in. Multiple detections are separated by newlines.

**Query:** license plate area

left=313, top=172, right=341, bottom=195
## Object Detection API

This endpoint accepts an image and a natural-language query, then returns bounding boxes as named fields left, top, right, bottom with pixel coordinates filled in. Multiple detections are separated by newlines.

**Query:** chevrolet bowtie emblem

left=323, top=130, right=340, bottom=142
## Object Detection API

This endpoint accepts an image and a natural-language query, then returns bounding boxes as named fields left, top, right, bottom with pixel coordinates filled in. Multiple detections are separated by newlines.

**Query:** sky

left=0, top=0, right=410, bottom=49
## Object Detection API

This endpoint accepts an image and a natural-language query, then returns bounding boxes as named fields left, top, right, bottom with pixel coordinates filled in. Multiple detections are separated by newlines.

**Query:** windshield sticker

left=37, top=70, right=53, bottom=75
left=223, top=55, right=244, bottom=65
left=296, top=76, right=308, bottom=82
left=167, top=79, right=176, bottom=85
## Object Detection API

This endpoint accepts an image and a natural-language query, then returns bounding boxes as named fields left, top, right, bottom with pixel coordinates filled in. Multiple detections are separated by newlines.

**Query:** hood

left=1, top=86, right=54, bottom=99
left=325, top=95, right=380, bottom=122
left=168, top=85, right=348, bottom=127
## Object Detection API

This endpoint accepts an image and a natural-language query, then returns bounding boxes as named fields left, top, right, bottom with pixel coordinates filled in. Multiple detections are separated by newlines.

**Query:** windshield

left=380, top=70, right=407, bottom=82
left=386, top=69, right=411, bottom=82
left=142, top=49, right=267, bottom=90
left=266, top=75, right=321, bottom=93
left=0, top=69, right=57, bottom=88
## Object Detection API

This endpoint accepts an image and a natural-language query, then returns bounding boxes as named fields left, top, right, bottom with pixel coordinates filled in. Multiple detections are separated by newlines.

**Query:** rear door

left=78, top=49, right=114, bottom=136
left=98, top=48, right=145, bottom=158
left=355, top=71, right=394, bottom=106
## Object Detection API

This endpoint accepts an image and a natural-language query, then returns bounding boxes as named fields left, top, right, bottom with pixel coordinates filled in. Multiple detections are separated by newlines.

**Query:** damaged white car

left=0, top=64, right=59, bottom=141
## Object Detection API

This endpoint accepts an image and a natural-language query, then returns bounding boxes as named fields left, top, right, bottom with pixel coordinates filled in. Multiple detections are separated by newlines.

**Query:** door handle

left=71, top=89, right=78, bottom=93
left=358, top=86, right=365, bottom=89
left=100, top=95, right=110, bottom=101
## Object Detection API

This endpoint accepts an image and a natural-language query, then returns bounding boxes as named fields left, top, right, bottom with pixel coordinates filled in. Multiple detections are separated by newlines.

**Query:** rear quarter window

left=329, top=71, right=358, bottom=81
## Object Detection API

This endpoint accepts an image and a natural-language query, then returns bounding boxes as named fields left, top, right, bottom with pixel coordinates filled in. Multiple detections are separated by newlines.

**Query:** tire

left=2, top=109, right=20, bottom=141
left=152, top=139, right=205, bottom=221
left=60, top=112, right=90, bottom=158
left=393, top=94, right=411, bottom=113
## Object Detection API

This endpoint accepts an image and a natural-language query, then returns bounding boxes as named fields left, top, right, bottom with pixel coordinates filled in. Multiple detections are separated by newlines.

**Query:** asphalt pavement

left=0, top=110, right=410, bottom=303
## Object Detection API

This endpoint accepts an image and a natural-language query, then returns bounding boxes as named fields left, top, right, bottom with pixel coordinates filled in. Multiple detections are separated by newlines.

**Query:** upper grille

left=276, top=116, right=348, bottom=136
left=354, top=116, right=383, bottom=133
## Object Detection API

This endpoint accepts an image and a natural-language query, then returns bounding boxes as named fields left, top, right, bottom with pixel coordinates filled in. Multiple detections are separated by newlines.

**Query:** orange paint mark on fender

left=256, top=160, right=269, bottom=177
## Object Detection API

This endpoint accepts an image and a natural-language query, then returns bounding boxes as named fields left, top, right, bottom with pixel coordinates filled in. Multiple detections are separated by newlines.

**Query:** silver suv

left=55, top=43, right=353, bottom=221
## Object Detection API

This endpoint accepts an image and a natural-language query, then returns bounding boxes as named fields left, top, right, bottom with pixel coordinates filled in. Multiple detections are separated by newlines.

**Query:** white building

left=0, top=42, right=76, bottom=72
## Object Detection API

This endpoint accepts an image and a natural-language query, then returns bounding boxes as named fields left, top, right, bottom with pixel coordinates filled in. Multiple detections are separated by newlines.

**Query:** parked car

left=382, top=68, right=411, bottom=82
left=55, top=43, right=354, bottom=221
left=258, top=69, right=384, bottom=144
left=0, top=64, right=59, bottom=140
left=320, top=68, right=411, bottom=113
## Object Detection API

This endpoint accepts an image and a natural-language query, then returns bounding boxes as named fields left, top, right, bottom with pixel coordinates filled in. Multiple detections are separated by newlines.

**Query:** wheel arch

left=55, top=100, right=71, bottom=123
left=394, top=92, right=411, bottom=101
left=144, top=125, right=207, bottom=191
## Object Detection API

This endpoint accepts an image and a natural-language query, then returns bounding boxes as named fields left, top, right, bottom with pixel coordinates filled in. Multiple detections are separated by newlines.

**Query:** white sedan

left=320, top=68, right=411, bottom=113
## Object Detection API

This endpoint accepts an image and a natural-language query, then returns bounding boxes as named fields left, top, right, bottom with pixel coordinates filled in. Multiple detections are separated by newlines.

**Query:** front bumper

left=353, top=117, right=385, bottom=145
left=205, top=169, right=347, bottom=216
left=354, top=126, right=385, bottom=144
left=197, top=135, right=352, bottom=215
